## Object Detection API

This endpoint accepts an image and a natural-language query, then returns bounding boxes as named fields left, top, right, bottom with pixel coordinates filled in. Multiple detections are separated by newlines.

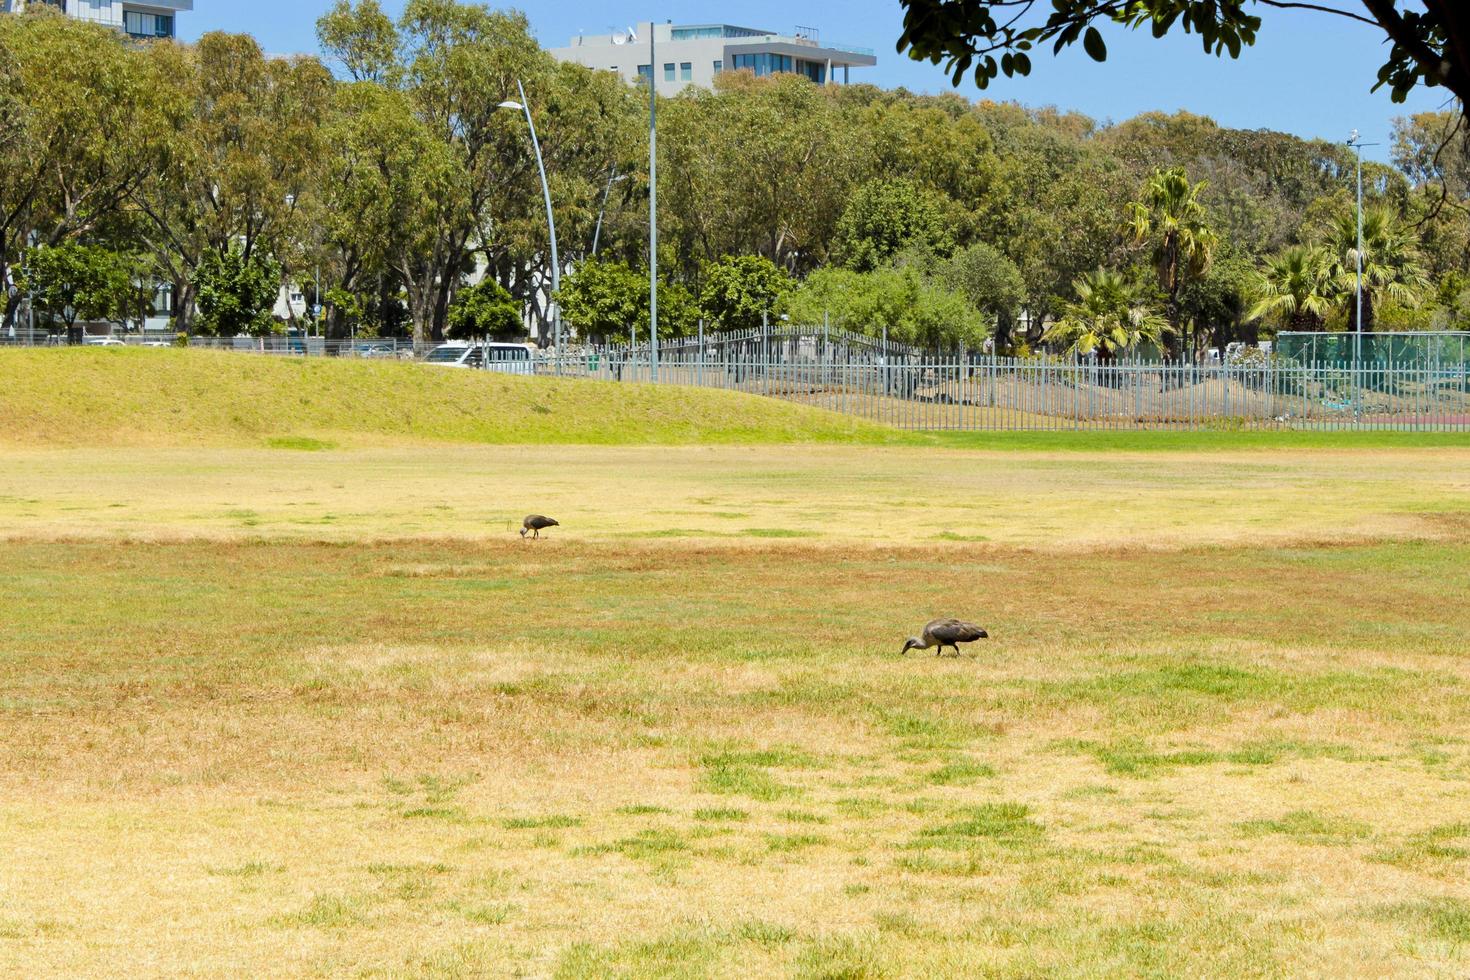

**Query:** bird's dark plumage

left=521, top=514, right=559, bottom=538
left=902, top=618, right=989, bottom=656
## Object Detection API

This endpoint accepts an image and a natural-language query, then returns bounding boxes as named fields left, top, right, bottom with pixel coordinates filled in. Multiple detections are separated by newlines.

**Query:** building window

left=679, top=62, right=692, bottom=81
left=797, top=60, right=825, bottom=84
left=123, top=10, right=174, bottom=39
left=731, top=52, right=793, bottom=77
left=636, top=64, right=651, bottom=80
left=663, top=62, right=675, bottom=82
left=713, top=59, right=723, bottom=73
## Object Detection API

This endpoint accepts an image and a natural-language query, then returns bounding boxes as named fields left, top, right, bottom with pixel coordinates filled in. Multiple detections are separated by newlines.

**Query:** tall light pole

left=1346, top=130, right=1378, bottom=415
left=1346, top=133, right=1379, bottom=345
left=499, top=81, right=561, bottom=362
left=591, top=168, right=627, bottom=257
left=647, top=23, right=660, bottom=381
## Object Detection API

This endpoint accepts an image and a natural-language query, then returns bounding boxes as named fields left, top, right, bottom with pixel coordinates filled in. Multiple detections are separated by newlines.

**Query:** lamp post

left=636, top=22, right=659, bottom=382
left=591, top=168, right=628, bottom=256
left=1346, top=130, right=1378, bottom=416
left=499, top=81, right=562, bottom=366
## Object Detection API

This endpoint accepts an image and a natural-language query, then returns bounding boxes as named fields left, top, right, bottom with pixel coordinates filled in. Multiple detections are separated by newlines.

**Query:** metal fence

left=5, top=328, right=1468, bottom=430
left=537, top=347, right=1470, bottom=431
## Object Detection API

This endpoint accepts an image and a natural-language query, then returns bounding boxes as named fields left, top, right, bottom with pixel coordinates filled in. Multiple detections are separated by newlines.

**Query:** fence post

left=823, top=311, right=830, bottom=394
left=697, top=318, right=705, bottom=389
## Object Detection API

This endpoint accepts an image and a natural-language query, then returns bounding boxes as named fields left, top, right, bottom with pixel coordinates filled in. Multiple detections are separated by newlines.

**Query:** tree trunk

left=173, top=279, right=197, bottom=334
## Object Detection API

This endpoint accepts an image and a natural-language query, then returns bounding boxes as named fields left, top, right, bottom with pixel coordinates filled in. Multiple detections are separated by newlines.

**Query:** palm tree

left=1323, top=208, right=1429, bottom=332
left=1043, top=268, right=1172, bottom=363
left=1248, top=245, right=1334, bottom=332
left=1127, top=167, right=1217, bottom=359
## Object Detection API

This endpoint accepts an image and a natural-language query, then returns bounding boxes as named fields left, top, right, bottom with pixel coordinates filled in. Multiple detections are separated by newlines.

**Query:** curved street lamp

left=499, top=81, right=562, bottom=362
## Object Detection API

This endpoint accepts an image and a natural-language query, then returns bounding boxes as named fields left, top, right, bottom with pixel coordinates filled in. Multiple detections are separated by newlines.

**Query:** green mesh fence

left=1276, top=332, right=1470, bottom=366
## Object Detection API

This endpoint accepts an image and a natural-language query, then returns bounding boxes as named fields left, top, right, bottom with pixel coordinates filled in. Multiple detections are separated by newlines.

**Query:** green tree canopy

left=698, top=255, right=793, bottom=330
left=1249, top=245, right=1335, bottom=333
left=19, top=243, right=131, bottom=340
left=195, top=245, right=281, bottom=337
left=834, top=178, right=956, bottom=271
left=1043, top=268, right=1171, bottom=362
left=1323, top=207, right=1430, bottom=331
left=447, top=280, right=523, bottom=340
left=1127, top=167, right=1217, bottom=355
left=559, top=258, right=695, bottom=343
left=780, top=266, right=989, bottom=348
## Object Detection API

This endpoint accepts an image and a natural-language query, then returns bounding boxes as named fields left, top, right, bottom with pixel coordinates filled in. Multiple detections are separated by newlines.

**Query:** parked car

left=83, top=336, right=125, bottom=347
left=422, top=342, right=535, bottom=374
left=482, top=342, right=534, bottom=375
left=423, top=342, right=481, bottom=368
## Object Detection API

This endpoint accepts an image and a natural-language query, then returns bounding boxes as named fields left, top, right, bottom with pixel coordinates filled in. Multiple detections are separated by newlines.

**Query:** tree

left=130, top=32, right=333, bottom=334
left=558, top=258, right=695, bottom=343
left=1248, top=245, right=1335, bottom=333
left=0, top=10, right=178, bottom=333
left=833, top=178, right=956, bottom=272
left=937, top=242, right=1025, bottom=347
left=194, top=245, right=281, bottom=337
left=699, top=255, right=793, bottom=330
left=19, top=243, right=130, bottom=342
left=1127, top=167, right=1217, bottom=358
left=321, top=80, right=466, bottom=345
left=1323, top=207, right=1430, bottom=331
left=896, top=1, right=1470, bottom=111
left=779, top=266, right=990, bottom=348
left=446, top=279, right=523, bottom=340
left=1043, top=268, right=1171, bottom=362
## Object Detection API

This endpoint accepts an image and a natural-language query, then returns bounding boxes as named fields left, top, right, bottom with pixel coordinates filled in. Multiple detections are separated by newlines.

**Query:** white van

left=423, top=342, right=534, bottom=375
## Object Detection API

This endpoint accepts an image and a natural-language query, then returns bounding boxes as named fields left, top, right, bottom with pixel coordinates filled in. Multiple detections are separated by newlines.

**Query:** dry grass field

left=4, top=351, right=1470, bottom=977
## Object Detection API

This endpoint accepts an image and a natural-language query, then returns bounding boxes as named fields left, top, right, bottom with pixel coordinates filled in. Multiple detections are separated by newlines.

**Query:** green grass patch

left=264, top=435, right=337, bottom=451
left=503, top=814, right=582, bottom=830
left=912, top=803, right=1045, bottom=850
left=1237, top=810, right=1372, bottom=845
left=926, top=758, right=997, bottom=785
left=1375, top=897, right=1470, bottom=944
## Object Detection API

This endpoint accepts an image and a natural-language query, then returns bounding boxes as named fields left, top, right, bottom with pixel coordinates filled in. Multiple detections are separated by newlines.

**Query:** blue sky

left=184, top=1, right=1445, bottom=162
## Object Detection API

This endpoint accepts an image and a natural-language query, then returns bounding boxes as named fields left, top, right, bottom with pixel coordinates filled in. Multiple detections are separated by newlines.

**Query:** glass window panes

left=679, top=62, right=692, bottom=81
left=123, top=10, right=173, bottom=38
left=636, top=64, right=651, bottom=80
left=713, top=60, right=723, bottom=73
left=663, top=63, right=675, bottom=81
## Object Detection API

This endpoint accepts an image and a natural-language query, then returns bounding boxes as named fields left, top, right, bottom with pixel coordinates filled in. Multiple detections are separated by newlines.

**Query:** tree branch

left=1256, top=1, right=1377, bottom=28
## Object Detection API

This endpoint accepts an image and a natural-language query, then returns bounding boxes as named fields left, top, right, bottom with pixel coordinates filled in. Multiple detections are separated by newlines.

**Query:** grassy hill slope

left=0, top=348, right=894, bottom=447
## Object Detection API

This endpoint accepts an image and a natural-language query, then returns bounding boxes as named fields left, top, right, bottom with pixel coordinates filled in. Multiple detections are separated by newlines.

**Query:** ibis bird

left=901, top=618, right=989, bottom=656
left=520, top=515, right=559, bottom=539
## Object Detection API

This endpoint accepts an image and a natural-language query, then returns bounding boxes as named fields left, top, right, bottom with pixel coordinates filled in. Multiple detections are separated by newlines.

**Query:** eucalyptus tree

left=319, top=0, right=636, bottom=343
left=659, top=73, right=862, bottom=274
left=321, top=80, right=465, bottom=342
left=129, top=32, right=334, bottom=332
left=0, top=10, right=177, bottom=331
left=1127, top=167, right=1218, bottom=358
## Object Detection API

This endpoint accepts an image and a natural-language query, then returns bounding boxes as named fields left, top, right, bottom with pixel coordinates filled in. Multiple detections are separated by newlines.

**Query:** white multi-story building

left=549, top=21, right=876, bottom=96
left=1, top=0, right=191, bottom=40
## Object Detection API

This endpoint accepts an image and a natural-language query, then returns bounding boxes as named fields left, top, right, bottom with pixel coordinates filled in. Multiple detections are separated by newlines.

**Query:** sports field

left=3, top=351, right=1470, bottom=977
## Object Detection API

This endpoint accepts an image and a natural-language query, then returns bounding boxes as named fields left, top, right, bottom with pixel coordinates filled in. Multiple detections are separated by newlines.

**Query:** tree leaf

left=1083, top=26, right=1107, bottom=62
